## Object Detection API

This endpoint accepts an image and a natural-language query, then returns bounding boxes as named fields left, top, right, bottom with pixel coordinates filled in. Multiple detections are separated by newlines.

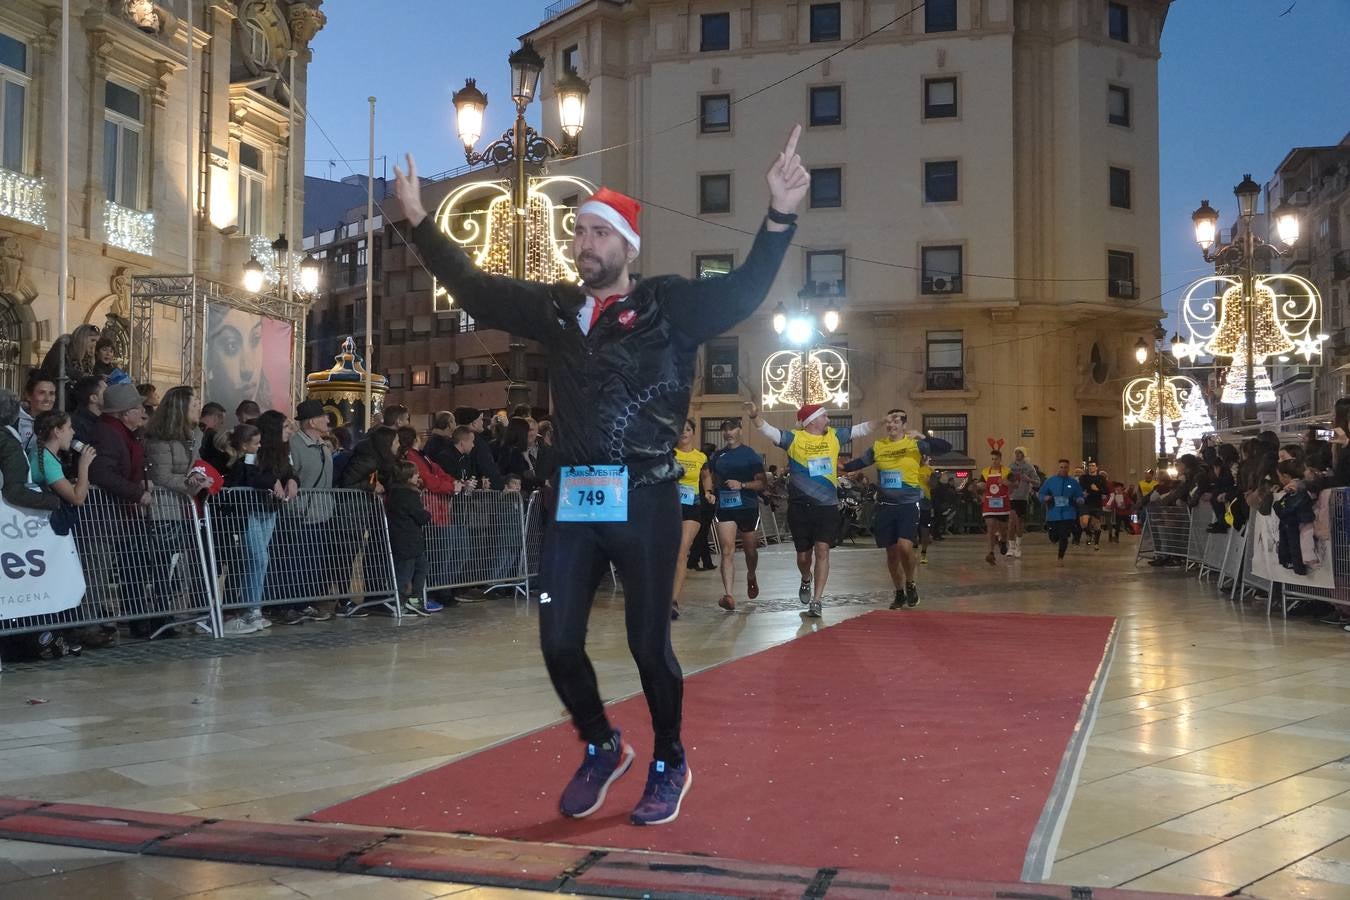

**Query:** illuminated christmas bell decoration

left=1175, top=273, right=1326, bottom=406
left=1121, top=373, right=1210, bottom=457
left=762, top=348, right=849, bottom=409
left=430, top=174, right=595, bottom=310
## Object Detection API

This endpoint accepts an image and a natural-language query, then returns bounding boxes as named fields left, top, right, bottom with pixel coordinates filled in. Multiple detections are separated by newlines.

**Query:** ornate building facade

left=518, top=0, right=1170, bottom=474
left=0, top=0, right=325, bottom=394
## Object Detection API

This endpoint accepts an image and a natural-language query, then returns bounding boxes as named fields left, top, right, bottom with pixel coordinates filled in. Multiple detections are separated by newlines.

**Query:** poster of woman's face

left=205, top=303, right=292, bottom=414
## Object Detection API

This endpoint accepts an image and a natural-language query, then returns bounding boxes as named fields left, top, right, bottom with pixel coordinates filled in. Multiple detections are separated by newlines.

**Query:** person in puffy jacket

left=394, top=125, right=807, bottom=824
left=385, top=460, right=432, bottom=615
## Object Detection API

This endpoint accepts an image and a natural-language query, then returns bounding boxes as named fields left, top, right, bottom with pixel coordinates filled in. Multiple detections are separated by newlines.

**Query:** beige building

left=517, top=0, right=1169, bottom=473
left=0, top=0, right=326, bottom=397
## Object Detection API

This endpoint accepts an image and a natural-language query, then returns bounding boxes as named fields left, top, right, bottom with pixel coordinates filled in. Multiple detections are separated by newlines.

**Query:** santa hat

left=797, top=403, right=828, bottom=426
left=578, top=187, right=641, bottom=253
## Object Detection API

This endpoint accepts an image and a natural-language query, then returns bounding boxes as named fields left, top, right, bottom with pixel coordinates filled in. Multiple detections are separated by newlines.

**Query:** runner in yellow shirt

left=671, top=418, right=710, bottom=619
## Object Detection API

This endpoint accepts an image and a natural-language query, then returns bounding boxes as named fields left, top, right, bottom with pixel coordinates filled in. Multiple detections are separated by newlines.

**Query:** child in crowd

left=1103, top=481, right=1132, bottom=542
left=503, top=474, right=523, bottom=493
left=385, top=460, right=433, bottom=615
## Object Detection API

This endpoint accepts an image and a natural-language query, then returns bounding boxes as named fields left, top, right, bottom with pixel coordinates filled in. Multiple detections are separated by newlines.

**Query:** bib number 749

left=575, top=488, right=607, bottom=506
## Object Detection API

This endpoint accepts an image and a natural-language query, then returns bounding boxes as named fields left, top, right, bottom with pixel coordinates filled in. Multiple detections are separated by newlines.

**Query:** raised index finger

left=782, top=124, right=801, bottom=159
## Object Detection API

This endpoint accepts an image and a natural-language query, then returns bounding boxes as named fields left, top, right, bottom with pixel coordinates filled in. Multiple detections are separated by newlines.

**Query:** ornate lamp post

left=762, top=287, right=846, bottom=409
left=452, top=40, right=590, bottom=408
left=1183, top=175, right=1307, bottom=426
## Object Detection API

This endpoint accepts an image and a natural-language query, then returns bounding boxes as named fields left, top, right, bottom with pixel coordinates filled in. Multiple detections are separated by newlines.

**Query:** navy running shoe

left=630, top=759, right=692, bottom=826
left=559, top=731, right=635, bottom=818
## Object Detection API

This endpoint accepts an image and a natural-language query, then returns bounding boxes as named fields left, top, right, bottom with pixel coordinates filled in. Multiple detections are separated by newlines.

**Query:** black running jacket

left=411, top=215, right=794, bottom=487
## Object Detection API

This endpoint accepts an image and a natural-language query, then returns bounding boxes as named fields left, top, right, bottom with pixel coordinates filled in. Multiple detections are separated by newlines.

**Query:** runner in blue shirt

left=704, top=418, right=765, bottom=611
left=1039, top=458, right=1086, bottom=566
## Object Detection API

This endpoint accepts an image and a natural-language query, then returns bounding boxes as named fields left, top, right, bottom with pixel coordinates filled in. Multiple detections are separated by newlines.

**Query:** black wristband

left=766, top=207, right=798, bottom=225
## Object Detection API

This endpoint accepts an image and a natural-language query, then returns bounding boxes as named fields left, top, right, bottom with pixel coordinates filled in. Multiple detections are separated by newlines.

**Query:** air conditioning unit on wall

left=710, top=364, right=734, bottom=379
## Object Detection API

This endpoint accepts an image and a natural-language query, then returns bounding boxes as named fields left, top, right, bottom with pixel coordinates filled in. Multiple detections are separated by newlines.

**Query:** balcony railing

left=0, top=167, right=47, bottom=228
left=104, top=200, right=155, bottom=256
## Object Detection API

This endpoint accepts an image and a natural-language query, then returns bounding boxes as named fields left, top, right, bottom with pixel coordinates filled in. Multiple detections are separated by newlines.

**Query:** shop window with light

left=809, top=86, right=842, bottom=126
left=699, top=173, right=731, bottom=214
left=699, top=93, right=731, bottom=134
left=806, top=249, right=845, bottom=297
left=412, top=369, right=430, bottom=387
left=925, top=0, right=957, bottom=32
left=238, top=142, right=265, bottom=235
left=1107, top=85, right=1131, bottom=127
left=922, top=414, right=967, bottom=454
left=809, top=4, right=841, bottom=42
left=810, top=167, right=842, bottom=208
left=0, top=32, right=30, bottom=174
left=695, top=253, right=734, bottom=278
left=921, top=245, right=963, bottom=294
left=701, top=13, right=730, bottom=51
left=923, top=77, right=957, bottom=119
left=104, top=80, right=144, bottom=208
left=704, top=338, right=739, bottom=394
left=1107, top=249, right=1136, bottom=298
left=925, top=331, right=964, bottom=390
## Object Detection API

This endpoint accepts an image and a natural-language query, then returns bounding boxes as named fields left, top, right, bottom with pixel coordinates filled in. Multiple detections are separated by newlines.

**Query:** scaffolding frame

left=129, top=274, right=307, bottom=399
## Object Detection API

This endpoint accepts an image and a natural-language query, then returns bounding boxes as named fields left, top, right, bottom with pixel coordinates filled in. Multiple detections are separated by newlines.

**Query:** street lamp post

left=1190, top=175, right=1301, bottom=426
left=452, top=40, right=590, bottom=409
left=1135, top=327, right=1168, bottom=462
left=770, top=286, right=842, bottom=395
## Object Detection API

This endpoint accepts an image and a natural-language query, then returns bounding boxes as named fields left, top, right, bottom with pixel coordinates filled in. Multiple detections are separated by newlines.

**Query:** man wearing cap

left=283, top=399, right=337, bottom=621
left=747, top=399, right=879, bottom=617
left=394, top=124, right=809, bottom=826
left=454, top=406, right=501, bottom=490
left=89, top=383, right=157, bottom=623
left=842, top=409, right=951, bottom=610
left=703, top=416, right=766, bottom=611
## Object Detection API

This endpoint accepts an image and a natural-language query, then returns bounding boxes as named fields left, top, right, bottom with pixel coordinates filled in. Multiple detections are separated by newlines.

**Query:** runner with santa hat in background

left=394, top=125, right=810, bottom=828
left=747, top=399, right=879, bottom=618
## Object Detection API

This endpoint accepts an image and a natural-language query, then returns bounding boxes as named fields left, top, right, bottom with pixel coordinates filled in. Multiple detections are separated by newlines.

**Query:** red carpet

left=310, top=611, right=1115, bottom=883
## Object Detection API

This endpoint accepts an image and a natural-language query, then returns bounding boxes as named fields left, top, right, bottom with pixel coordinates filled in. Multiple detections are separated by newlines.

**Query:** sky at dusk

left=304, top=0, right=1350, bottom=326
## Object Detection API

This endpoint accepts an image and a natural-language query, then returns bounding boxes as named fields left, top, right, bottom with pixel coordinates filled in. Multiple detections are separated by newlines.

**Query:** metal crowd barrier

left=204, top=487, right=400, bottom=618
left=1186, top=504, right=1216, bottom=569
left=0, top=486, right=216, bottom=641
left=421, top=489, right=529, bottom=597
left=1135, top=503, right=1191, bottom=564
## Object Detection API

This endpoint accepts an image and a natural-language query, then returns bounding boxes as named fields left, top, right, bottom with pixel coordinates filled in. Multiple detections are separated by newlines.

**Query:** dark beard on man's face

left=578, top=253, right=623, bottom=290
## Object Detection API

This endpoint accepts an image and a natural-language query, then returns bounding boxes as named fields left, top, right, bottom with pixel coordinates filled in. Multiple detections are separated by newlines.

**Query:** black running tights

left=538, top=481, right=685, bottom=764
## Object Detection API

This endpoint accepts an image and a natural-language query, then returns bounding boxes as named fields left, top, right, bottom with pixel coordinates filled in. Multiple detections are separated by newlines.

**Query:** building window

left=1109, top=166, right=1131, bottom=209
left=810, top=167, right=842, bottom=208
left=925, top=331, right=964, bottom=390
left=700, top=93, right=731, bottom=133
left=924, top=160, right=958, bottom=203
left=1107, top=250, right=1136, bottom=298
left=828, top=414, right=854, bottom=454
left=923, top=77, right=957, bottom=119
left=386, top=319, right=407, bottom=344
left=388, top=370, right=406, bottom=390
left=809, top=85, right=842, bottom=126
left=922, top=414, right=967, bottom=454
left=699, top=173, right=731, bottom=214
left=925, top=0, right=958, bottom=32
left=1082, top=415, right=1100, bottom=463
left=0, top=32, right=30, bottom=172
left=921, top=245, right=963, bottom=294
left=701, top=13, right=730, bottom=51
left=103, top=80, right=144, bottom=208
left=1108, top=3, right=1129, bottom=42
left=562, top=44, right=580, bottom=73
left=1107, top=85, right=1131, bottom=127
left=238, top=142, right=265, bottom=236
left=695, top=253, right=734, bottom=278
left=809, top=3, right=841, bottom=42
left=699, top=417, right=725, bottom=450
left=412, top=369, right=430, bottom=387
left=704, top=338, right=738, bottom=395
left=1090, top=343, right=1108, bottom=384
left=806, top=249, right=845, bottom=297
left=243, top=20, right=270, bottom=69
